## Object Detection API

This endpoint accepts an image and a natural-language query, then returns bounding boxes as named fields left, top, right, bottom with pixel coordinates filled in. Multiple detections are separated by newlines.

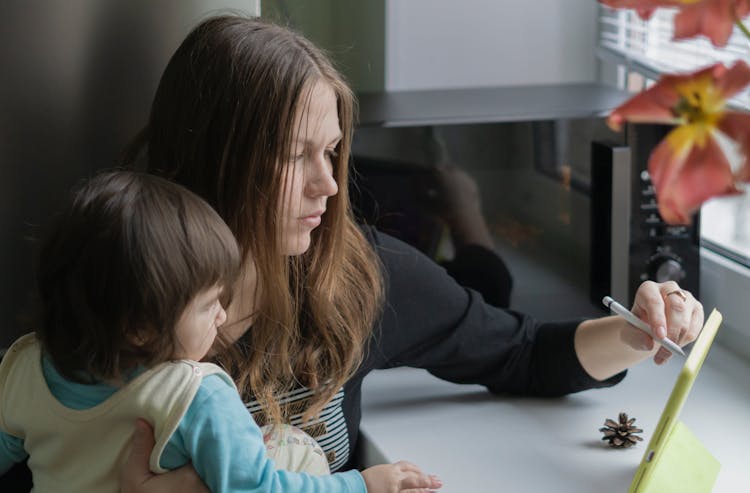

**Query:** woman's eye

left=287, top=149, right=305, bottom=163
left=325, top=148, right=339, bottom=160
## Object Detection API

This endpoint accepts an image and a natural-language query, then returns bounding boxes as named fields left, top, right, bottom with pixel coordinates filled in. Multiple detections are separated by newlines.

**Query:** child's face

left=172, top=285, right=227, bottom=361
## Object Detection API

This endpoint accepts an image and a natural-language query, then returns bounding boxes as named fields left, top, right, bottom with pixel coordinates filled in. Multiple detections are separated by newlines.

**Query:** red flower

left=608, top=61, right=750, bottom=223
left=600, top=0, right=750, bottom=47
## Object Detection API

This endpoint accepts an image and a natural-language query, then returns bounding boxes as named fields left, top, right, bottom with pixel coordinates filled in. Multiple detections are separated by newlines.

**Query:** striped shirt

left=244, top=386, right=350, bottom=472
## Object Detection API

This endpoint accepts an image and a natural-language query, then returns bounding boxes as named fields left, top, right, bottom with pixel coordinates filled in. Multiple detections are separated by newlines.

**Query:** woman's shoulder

left=357, top=225, right=474, bottom=320
left=357, top=223, right=378, bottom=245
left=357, top=224, right=423, bottom=259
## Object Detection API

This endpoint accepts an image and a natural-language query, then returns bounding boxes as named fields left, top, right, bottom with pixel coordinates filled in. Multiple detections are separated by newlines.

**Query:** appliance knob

left=649, top=257, right=685, bottom=283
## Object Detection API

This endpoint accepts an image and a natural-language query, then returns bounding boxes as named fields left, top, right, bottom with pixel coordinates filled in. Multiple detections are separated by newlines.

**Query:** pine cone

left=600, top=412, right=644, bottom=448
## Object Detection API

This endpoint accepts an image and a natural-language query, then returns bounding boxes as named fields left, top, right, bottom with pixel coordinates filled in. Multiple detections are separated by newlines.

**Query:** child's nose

left=216, top=306, right=227, bottom=327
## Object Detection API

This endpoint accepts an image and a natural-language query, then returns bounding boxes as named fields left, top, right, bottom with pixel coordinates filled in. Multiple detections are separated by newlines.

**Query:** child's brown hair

left=36, top=169, right=240, bottom=382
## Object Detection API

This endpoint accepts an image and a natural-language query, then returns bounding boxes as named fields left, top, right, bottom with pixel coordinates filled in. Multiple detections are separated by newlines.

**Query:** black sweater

left=335, top=227, right=624, bottom=470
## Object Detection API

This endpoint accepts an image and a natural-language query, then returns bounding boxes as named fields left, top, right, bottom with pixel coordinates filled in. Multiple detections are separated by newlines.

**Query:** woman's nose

left=306, top=155, right=338, bottom=198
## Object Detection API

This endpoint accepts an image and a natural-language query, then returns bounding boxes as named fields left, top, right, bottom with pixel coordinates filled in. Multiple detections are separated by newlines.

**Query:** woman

left=119, top=14, right=703, bottom=491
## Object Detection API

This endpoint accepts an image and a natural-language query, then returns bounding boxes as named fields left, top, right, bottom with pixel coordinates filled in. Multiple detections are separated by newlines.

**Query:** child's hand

left=361, top=461, right=442, bottom=493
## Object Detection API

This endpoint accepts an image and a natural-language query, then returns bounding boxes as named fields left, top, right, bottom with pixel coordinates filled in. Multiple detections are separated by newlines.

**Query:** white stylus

left=602, top=296, right=686, bottom=357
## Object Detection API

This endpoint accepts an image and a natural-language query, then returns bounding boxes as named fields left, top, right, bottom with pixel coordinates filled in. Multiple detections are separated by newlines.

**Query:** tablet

left=628, top=309, right=722, bottom=493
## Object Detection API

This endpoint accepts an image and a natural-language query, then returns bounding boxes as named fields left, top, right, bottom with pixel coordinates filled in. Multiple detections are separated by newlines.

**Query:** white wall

left=264, top=1, right=599, bottom=92
left=385, top=0, right=598, bottom=91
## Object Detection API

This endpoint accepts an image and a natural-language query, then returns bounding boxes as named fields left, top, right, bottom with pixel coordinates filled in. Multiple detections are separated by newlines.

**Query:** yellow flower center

left=668, top=74, right=726, bottom=153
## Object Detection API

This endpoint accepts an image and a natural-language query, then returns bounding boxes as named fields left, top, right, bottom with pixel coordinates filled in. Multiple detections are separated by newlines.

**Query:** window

left=598, top=6, right=750, bottom=356
left=599, top=7, right=750, bottom=110
left=598, top=6, right=750, bottom=266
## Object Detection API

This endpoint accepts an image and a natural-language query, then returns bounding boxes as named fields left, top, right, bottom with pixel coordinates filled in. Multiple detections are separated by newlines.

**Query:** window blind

left=598, top=5, right=750, bottom=109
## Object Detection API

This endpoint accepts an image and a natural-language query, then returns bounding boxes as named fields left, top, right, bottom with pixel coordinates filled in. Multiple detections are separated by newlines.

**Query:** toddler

left=0, top=170, right=423, bottom=492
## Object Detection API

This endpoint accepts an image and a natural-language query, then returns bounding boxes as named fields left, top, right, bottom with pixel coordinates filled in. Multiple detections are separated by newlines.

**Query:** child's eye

left=205, top=299, right=220, bottom=312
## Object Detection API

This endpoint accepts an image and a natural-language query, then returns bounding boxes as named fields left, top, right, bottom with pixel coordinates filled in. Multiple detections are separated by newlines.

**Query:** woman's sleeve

left=364, top=227, right=625, bottom=396
left=171, top=375, right=366, bottom=493
left=441, top=243, right=513, bottom=308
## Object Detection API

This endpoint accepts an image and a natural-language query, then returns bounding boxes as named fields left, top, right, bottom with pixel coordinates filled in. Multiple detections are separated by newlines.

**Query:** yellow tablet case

left=628, top=309, right=722, bottom=493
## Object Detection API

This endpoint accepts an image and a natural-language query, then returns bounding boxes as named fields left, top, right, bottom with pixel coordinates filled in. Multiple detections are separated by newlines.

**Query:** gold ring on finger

left=665, top=289, right=687, bottom=302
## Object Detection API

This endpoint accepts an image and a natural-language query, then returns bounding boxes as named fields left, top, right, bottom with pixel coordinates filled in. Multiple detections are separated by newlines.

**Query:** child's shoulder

left=181, top=362, right=242, bottom=412
left=0, top=332, right=40, bottom=375
left=130, top=361, right=239, bottom=427
left=4, top=332, right=39, bottom=354
left=166, top=360, right=237, bottom=392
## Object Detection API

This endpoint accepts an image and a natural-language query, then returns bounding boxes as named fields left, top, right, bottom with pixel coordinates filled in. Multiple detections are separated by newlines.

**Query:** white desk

left=360, top=344, right=750, bottom=492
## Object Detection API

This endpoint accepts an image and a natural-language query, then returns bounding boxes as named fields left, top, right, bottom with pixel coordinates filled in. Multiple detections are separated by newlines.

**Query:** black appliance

left=590, top=125, right=701, bottom=306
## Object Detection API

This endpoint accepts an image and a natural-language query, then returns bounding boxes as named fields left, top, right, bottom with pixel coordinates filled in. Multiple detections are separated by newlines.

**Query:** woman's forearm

left=573, top=316, right=658, bottom=381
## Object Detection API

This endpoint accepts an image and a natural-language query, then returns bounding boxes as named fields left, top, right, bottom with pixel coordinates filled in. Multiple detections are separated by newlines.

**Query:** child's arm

left=121, top=420, right=208, bottom=493
left=165, top=374, right=365, bottom=493
left=0, top=431, right=26, bottom=475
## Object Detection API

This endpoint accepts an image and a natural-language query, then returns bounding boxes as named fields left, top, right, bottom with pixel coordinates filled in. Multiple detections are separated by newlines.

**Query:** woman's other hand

left=627, top=281, right=704, bottom=365
left=120, top=419, right=208, bottom=493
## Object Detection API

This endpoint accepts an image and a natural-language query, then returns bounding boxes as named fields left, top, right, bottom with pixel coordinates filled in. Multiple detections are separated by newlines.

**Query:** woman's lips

left=299, top=210, right=324, bottom=228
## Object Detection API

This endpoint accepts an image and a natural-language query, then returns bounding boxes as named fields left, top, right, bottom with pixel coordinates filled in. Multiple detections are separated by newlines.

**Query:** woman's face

left=279, top=81, right=341, bottom=256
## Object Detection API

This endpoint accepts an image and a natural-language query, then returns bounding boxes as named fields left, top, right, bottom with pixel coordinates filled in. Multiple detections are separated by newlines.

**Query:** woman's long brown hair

left=124, top=16, right=383, bottom=423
